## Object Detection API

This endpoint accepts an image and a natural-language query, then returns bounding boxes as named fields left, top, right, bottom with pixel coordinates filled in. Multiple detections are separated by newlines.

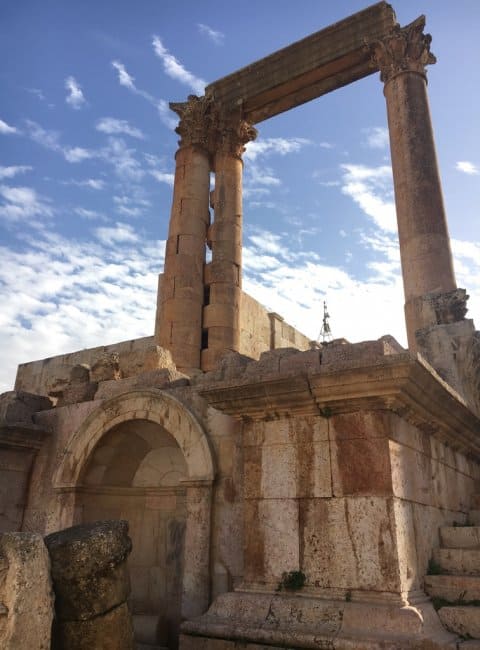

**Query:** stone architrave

left=373, top=17, right=458, bottom=349
left=155, top=96, right=212, bottom=371
left=202, top=110, right=257, bottom=371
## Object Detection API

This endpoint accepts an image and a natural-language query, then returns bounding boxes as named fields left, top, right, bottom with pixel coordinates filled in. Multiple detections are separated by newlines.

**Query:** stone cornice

left=372, top=15, right=436, bottom=85
left=199, top=354, right=480, bottom=459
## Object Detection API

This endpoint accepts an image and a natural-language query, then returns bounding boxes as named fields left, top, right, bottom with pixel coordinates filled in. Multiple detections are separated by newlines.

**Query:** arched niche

left=52, top=389, right=215, bottom=645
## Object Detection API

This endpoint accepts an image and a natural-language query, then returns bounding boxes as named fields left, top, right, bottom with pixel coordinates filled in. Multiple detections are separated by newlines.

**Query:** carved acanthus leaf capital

left=170, top=95, right=215, bottom=150
left=373, top=16, right=436, bottom=85
left=170, top=95, right=257, bottom=157
left=212, top=108, right=258, bottom=158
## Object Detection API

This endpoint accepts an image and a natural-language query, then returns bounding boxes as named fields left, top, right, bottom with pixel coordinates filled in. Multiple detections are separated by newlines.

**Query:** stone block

left=438, top=606, right=480, bottom=638
left=425, top=575, right=480, bottom=602
left=0, top=532, right=54, bottom=650
left=45, top=520, right=132, bottom=621
left=331, top=436, right=392, bottom=496
left=0, top=391, right=52, bottom=423
left=433, top=548, right=480, bottom=576
left=440, top=526, right=480, bottom=549
left=54, top=601, right=134, bottom=650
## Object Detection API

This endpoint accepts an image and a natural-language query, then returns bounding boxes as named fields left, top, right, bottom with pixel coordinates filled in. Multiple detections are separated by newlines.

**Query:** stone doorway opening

left=77, top=418, right=188, bottom=649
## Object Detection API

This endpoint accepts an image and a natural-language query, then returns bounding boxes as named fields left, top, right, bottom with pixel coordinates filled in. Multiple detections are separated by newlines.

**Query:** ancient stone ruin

left=1, top=2, right=479, bottom=649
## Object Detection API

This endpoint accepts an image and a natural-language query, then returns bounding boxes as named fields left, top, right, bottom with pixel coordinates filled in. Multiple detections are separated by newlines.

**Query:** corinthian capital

left=170, top=95, right=257, bottom=158
left=212, top=108, right=258, bottom=158
left=170, top=95, right=215, bottom=150
left=373, top=16, right=436, bottom=85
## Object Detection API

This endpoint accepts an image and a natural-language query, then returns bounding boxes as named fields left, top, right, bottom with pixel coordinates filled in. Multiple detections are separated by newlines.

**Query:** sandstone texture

left=0, top=532, right=54, bottom=650
left=45, top=520, right=134, bottom=649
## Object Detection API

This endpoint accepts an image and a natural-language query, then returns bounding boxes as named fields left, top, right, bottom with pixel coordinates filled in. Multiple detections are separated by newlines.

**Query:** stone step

left=438, top=606, right=480, bottom=639
left=470, top=511, right=480, bottom=526
left=425, top=575, right=480, bottom=602
left=433, top=548, right=480, bottom=576
left=440, top=526, right=480, bottom=549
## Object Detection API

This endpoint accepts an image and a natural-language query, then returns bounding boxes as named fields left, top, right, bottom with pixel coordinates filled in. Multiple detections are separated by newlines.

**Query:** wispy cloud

left=0, top=165, right=32, bottom=180
left=25, top=120, right=96, bottom=163
left=63, top=178, right=105, bottom=190
left=152, top=35, right=206, bottom=95
left=111, top=61, right=177, bottom=130
left=0, top=118, right=18, bottom=135
left=340, top=163, right=396, bottom=233
left=65, top=76, right=86, bottom=109
left=456, top=160, right=479, bottom=175
left=96, top=117, right=145, bottom=139
left=0, top=185, right=53, bottom=225
left=198, top=23, right=225, bottom=45
left=244, top=137, right=311, bottom=162
left=0, top=229, right=164, bottom=391
left=113, top=194, right=150, bottom=218
left=95, top=222, right=139, bottom=245
left=102, top=137, right=144, bottom=181
left=149, top=170, right=174, bottom=186
left=74, top=207, right=108, bottom=221
left=363, top=126, right=389, bottom=149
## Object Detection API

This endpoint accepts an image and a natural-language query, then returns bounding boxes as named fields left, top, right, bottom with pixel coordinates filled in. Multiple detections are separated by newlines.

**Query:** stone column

left=374, top=17, right=457, bottom=349
left=180, top=480, right=213, bottom=620
left=201, top=113, right=256, bottom=371
left=155, top=96, right=212, bottom=371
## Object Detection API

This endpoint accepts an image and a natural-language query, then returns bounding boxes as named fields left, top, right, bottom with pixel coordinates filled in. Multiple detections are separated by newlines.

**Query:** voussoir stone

left=45, top=519, right=132, bottom=621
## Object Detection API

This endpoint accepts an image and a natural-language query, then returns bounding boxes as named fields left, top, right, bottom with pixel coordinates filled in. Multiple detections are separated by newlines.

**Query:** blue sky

left=1, top=0, right=480, bottom=392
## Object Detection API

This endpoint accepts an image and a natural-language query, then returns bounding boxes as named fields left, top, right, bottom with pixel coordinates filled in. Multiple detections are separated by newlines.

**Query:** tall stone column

left=201, top=113, right=256, bottom=371
left=155, top=96, right=212, bottom=371
left=374, top=17, right=458, bottom=349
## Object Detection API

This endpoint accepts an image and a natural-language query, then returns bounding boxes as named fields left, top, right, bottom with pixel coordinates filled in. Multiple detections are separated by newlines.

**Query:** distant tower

left=318, top=301, right=333, bottom=343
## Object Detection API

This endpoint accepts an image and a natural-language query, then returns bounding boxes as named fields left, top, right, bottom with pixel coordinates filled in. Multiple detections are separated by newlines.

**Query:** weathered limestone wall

left=12, top=292, right=311, bottom=397
left=0, top=532, right=53, bottom=650
left=14, top=336, right=155, bottom=396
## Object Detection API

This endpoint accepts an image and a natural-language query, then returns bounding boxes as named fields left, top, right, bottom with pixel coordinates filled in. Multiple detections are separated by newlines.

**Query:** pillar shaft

left=202, top=153, right=243, bottom=371
left=375, top=17, right=457, bottom=348
left=155, top=144, right=210, bottom=370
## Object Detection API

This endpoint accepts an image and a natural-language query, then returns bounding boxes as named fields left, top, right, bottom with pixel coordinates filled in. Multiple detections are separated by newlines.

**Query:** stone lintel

left=205, top=2, right=396, bottom=123
left=199, top=353, right=480, bottom=459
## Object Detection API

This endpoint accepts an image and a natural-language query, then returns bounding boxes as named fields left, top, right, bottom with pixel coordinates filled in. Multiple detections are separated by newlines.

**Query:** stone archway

left=52, top=389, right=215, bottom=647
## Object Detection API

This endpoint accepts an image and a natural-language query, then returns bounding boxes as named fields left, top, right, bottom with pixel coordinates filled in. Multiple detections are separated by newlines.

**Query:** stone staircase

left=425, top=495, right=480, bottom=648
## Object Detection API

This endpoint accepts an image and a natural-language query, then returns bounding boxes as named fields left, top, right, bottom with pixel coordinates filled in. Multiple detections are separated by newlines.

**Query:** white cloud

left=65, top=76, right=86, bottom=109
left=456, top=161, right=479, bottom=175
left=25, top=120, right=96, bottom=163
left=152, top=35, right=207, bottom=95
left=74, top=207, right=108, bottom=221
left=0, top=185, right=52, bottom=225
left=319, top=141, right=334, bottom=149
left=244, top=137, right=311, bottom=162
left=95, top=222, right=139, bottom=245
left=149, top=170, right=174, bottom=186
left=96, top=117, right=145, bottom=139
left=64, top=178, right=105, bottom=190
left=112, top=61, right=136, bottom=89
left=102, top=137, right=144, bottom=181
left=0, top=230, right=164, bottom=392
left=364, top=126, right=389, bottom=149
left=340, top=163, right=397, bottom=233
left=64, top=146, right=95, bottom=163
left=0, top=165, right=32, bottom=179
left=111, top=61, right=178, bottom=130
left=198, top=23, right=225, bottom=45
left=0, top=119, right=18, bottom=135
